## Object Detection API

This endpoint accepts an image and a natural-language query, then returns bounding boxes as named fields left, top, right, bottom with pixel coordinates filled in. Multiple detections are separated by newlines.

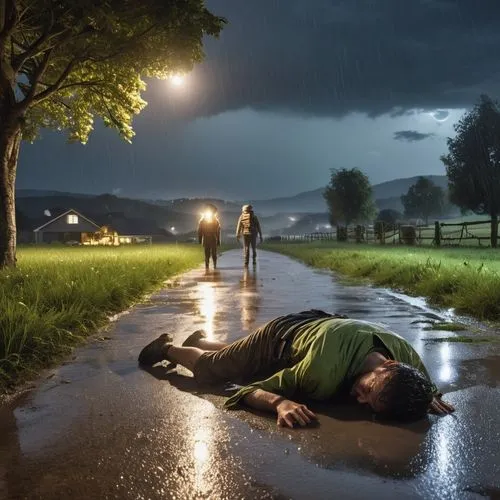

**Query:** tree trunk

left=491, top=214, right=498, bottom=249
left=0, top=112, right=21, bottom=268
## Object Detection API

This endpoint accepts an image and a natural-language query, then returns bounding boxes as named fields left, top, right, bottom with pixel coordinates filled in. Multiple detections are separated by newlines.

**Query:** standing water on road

left=0, top=250, right=498, bottom=500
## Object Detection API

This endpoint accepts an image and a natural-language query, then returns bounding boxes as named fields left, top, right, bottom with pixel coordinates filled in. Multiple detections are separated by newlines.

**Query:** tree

left=441, top=94, right=500, bottom=248
left=0, top=0, right=225, bottom=267
left=400, top=176, right=445, bottom=225
left=376, top=208, right=402, bottom=225
left=323, top=168, right=376, bottom=227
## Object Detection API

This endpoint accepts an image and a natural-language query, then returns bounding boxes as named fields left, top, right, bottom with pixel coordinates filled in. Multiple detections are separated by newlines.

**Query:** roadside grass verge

left=0, top=244, right=204, bottom=392
left=264, top=242, right=500, bottom=322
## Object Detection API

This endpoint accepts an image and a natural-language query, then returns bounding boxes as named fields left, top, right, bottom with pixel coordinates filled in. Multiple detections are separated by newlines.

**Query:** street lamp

left=170, top=73, right=185, bottom=87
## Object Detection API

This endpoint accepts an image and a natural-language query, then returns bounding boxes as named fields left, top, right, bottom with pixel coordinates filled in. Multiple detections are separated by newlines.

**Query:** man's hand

left=276, top=399, right=317, bottom=428
left=259, top=236, right=263, bottom=244
left=242, top=389, right=317, bottom=429
left=429, top=395, right=455, bottom=415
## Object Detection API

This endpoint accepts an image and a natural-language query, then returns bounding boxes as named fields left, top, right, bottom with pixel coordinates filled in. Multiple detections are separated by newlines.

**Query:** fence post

left=434, top=221, right=441, bottom=246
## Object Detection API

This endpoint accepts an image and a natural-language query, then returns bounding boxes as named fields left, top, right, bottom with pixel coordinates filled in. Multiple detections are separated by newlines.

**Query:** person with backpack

left=198, top=204, right=221, bottom=269
left=236, top=204, right=263, bottom=266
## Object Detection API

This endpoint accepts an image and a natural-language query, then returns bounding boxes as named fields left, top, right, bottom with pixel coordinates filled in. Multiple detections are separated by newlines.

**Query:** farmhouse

left=33, top=209, right=102, bottom=244
left=32, top=209, right=153, bottom=245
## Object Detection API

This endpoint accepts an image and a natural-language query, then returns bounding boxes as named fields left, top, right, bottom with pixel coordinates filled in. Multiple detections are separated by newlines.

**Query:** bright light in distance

left=170, top=74, right=185, bottom=87
left=170, top=226, right=176, bottom=232
left=289, top=217, right=296, bottom=222
left=202, top=211, right=213, bottom=222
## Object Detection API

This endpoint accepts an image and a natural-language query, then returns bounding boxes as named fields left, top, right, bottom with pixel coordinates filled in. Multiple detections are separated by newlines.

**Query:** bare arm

left=243, top=389, right=317, bottom=428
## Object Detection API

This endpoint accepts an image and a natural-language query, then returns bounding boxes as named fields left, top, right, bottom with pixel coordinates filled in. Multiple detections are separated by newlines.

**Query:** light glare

left=170, top=74, right=185, bottom=87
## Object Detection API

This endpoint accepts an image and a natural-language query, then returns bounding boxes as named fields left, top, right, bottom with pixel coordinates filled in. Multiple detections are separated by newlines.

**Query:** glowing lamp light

left=170, top=73, right=185, bottom=87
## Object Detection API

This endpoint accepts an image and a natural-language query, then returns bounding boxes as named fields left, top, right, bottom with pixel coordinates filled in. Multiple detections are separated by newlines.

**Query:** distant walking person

left=198, top=204, right=221, bottom=269
left=236, top=204, right=263, bottom=266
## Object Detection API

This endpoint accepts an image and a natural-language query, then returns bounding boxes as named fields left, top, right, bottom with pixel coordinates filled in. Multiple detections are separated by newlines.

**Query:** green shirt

left=224, top=318, right=436, bottom=408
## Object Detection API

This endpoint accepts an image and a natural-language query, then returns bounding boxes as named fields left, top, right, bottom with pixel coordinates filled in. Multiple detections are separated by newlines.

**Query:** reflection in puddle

left=240, top=268, right=260, bottom=331
left=192, top=409, right=214, bottom=495
left=439, top=343, right=452, bottom=383
left=198, top=283, right=216, bottom=339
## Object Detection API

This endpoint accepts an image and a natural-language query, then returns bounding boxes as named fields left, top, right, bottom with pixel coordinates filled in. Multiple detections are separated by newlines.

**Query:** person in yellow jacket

left=138, top=310, right=454, bottom=427
left=236, top=204, right=263, bottom=266
left=197, top=204, right=221, bottom=269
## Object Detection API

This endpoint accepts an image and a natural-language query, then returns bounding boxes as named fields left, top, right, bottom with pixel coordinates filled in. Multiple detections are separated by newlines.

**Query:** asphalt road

left=1, top=249, right=499, bottom=500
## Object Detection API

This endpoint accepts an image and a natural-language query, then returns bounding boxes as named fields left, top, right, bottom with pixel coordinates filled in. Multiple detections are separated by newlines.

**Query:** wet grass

left=264, top=242, right=500, bottom=322
left=423, top=336, right=500, bottom=344
left=423, top=322, right=469, bottom=332
left=0, top=244, right=204, bottom=392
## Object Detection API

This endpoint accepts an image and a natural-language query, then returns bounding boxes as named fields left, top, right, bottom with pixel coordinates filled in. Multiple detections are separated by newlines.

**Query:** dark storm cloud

left=394, top=130, right=435, bottom=142
left=178, top=0, right=500, bottom=118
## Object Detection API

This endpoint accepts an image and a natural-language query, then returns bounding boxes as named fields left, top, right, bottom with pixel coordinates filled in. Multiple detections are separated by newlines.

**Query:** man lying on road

left=138, top=310, right=455, bottom=427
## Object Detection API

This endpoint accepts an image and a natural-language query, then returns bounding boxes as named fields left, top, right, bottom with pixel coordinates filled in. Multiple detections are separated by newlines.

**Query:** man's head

left=242, top=204, right=253, bottom=213
left=351, top=360, right=434, bottom=422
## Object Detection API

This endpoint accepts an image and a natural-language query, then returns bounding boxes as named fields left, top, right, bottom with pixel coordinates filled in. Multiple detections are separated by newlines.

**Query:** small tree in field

left=441, top=94, right=500, bottom=247
left=323, top=168, right=376, bottom=228
left=401, top=176, right=445, bottom=225
left=0, top=0, right=225, bottom=267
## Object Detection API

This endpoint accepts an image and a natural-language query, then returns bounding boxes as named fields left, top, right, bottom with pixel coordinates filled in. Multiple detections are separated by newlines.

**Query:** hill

left=15, top=175, right=452, bottom=237
left=243, top=175, right=449, bottom=215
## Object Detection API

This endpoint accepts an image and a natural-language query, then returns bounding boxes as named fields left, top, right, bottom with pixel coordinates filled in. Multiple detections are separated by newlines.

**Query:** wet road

left=1, top=249, right=499, bottom=500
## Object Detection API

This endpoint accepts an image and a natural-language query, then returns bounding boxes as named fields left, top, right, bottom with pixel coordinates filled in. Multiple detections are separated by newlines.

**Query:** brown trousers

left=192, top=310, right=337, bottom=385
left=243, top=234, right=257, bottom=264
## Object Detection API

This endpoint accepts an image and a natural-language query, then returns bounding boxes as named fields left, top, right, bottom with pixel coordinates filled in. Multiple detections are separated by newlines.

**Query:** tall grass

left=0, top=244, right=203, bottom=390
left=265, top=242, right=500, bottom=322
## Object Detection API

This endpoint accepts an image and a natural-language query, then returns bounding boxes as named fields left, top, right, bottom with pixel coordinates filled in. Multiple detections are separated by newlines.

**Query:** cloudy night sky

left=16, top=0, right=500, bottom=201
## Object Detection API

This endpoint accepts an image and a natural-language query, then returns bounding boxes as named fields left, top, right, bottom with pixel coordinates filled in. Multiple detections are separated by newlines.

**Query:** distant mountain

left=248, top=188, right=326, bottom=215
left=16, top=175, right=452, bottom=238
left=150, top=197, right=242, bottom=214
left=371, top=175, right=448, bottom=200
left=16, top=189, right=93, bottom=198
left=16, top=193, right=197, bottom=235
left=243, top=175, right=449, bottom=215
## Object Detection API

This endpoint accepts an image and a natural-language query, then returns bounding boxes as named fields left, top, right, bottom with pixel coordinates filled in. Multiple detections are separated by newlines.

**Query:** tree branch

left=12, top=15, right=56, bottom=73
left=29, top=56, right=78, bottom=105
left=0, top=0, right=18, bottom=44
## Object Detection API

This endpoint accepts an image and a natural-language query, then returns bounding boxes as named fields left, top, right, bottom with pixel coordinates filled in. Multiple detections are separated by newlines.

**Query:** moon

left=430, top=109, right=450, bottom=122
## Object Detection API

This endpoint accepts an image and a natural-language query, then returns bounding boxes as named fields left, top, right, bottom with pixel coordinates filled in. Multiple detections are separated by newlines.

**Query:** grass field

left=0, top=244, right=204, bottom=391
left=264, top=242, right=500, bottom=322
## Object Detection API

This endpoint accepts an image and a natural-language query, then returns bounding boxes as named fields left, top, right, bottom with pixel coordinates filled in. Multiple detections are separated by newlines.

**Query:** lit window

left=67, top=214, right=79, bottom=224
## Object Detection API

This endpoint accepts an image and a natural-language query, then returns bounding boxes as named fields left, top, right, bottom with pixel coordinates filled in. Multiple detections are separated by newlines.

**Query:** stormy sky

left=17, top=0, right=500, bottom=200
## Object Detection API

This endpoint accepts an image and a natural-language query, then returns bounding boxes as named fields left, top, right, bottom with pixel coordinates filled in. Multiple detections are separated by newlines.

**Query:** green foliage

left=377, top=208, right=403, bottom=225
left=0, top=0, right=226, bottom=142
left=401, top=176, right=445, bottom=224
left=441, top=94, right=500, bottom=218
left=0, top=244, right=203, bottom=389
left=323, top=168, right=376, bottom=226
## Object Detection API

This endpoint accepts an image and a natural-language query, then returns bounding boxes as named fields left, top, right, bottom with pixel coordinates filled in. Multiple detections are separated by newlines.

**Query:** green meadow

left=265, top=242, right=500, bottom=322
left=0, top=244, right=203, bottom=392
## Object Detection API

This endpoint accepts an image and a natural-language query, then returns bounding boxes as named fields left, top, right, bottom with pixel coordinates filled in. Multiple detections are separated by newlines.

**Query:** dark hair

left=375, top=362, right=434, bottom=422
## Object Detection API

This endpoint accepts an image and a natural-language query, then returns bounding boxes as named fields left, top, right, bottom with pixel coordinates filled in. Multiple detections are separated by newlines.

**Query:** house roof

left=33, top=209, right=100, bottom=232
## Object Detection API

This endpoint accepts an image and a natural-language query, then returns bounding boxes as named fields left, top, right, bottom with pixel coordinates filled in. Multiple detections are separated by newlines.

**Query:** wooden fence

left=276, top=219, right=500, bottom=247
